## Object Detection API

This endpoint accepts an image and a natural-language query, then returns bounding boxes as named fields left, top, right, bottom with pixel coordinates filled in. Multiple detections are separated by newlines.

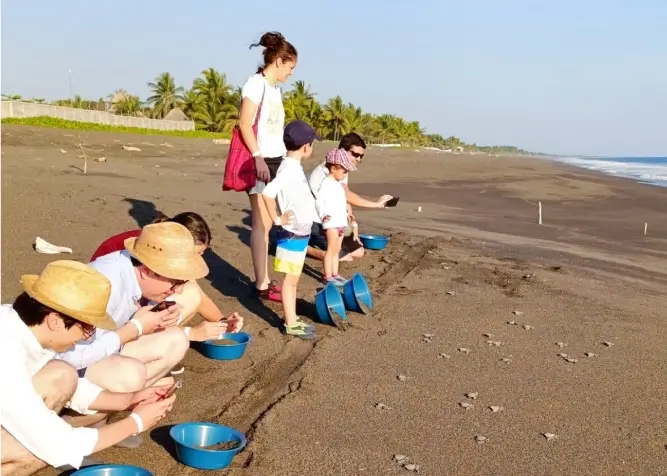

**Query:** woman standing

left=239, top=31, right=297, bottom=302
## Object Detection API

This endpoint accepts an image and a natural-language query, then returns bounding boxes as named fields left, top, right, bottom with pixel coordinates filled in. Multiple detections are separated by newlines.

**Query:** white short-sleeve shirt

left=308, top=162, right=349, bottom=200
left=262, top=157, right=320, bottom=235
left=316, top=177, right=349, bottom=229
left=241, top=73, right=286, bottom=159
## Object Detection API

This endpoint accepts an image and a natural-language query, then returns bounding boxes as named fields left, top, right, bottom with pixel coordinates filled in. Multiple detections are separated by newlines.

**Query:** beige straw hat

left=124, top=222, right=209, bottom=281
left=21, top=260, right=117, bottom=330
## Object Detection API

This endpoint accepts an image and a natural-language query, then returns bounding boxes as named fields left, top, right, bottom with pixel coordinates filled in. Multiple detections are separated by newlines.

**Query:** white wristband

left=252, top=151, right=262, bottom=158
left=274, top=217, right=282, bottom=226
left=352, top=223, right=359, bottom=228
left=129, top=412, right=143, bottom=435
left=183, top=326, right=192, bottom=339
left=129, top=319, right=143, bottom=337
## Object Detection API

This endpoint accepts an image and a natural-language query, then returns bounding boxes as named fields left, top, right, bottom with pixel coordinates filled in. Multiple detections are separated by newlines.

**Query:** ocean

left=554, top=156, right=667, bottom=188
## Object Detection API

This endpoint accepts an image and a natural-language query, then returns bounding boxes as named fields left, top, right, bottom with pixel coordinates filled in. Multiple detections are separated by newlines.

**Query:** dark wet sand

left=2, top=125, right=666, bottom=476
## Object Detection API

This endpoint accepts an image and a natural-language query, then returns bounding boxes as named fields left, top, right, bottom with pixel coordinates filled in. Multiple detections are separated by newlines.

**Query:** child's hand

left=278, top=210, right=295, bottom=226
left=223, top=312, right=244, bottom=333
left=321, top=215, right=331, bottom=223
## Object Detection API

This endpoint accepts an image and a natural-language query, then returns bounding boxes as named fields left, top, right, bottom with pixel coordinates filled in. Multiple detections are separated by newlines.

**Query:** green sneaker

left=285, top=322, right=315, bottom=339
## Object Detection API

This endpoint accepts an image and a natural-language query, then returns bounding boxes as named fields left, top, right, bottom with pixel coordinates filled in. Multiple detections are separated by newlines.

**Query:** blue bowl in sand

left=359, top=234, right=389, bottom=250
left=71, top=465, right=153, bottom=475
left=200, top=332, right=251, bottom=360
left=170, top=422, right=247, bottom=470
left=315, top=283, right=347, bottom=326
left=342, top=273, right=373, bottom=314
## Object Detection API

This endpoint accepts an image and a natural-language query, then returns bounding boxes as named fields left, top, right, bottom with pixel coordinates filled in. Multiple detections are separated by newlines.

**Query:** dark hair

left=250, top=32, right=297, bottom=73
left=339, top=133, right=366, bottom=151
left=325, top=162, right=345, bottom=172
left=152, top=211, right=212, bottom=246
left=284, top=139, right=313, bottom=152
left=13, top=292, right=78, bottom=329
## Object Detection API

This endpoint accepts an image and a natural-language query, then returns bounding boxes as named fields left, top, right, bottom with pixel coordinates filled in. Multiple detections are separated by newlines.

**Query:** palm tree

left=146, top=72, right=184, bottom=119
left=112, top=94, right=143, bottom=116
left=323, top=96, right=346, bottom=142
left=190, top=68, right=237, bottom=132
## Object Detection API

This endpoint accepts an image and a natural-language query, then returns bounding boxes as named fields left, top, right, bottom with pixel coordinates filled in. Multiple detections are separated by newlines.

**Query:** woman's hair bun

left=259, top=31, right=285, bottom=49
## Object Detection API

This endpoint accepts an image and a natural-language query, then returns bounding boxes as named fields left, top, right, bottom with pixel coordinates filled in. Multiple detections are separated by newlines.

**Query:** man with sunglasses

left=307, top=132, right=393, bottom=261
left=0, top=261, right=176, bottom=475
left=56, top=222, right=208, bottom=447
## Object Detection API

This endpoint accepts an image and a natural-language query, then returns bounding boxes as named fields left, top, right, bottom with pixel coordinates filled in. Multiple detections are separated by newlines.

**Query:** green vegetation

left=1, top=117, right=229, bottom=139
left=2, top=71, right=530, bottom=153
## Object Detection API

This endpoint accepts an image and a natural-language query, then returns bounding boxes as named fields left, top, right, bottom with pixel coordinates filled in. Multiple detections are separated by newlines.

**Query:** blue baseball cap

left=284, top=120, right=322, bottom=148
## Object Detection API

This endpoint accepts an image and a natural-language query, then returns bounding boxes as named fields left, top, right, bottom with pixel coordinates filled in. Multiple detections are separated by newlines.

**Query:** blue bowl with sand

left=200, top=332, right=251, bottom=360
left=315, top=283, right=347, bottom=326
left=170, top=422, right=246, bottom=470
left=71, top=465, right=153, bottom=475
left=342, top=273, right=373, bottom=314
left=359, top=234, right=389, bottom=250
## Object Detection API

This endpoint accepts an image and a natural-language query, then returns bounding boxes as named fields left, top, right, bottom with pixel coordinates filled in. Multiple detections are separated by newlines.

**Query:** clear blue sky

left=2, top=0, right=666, bottom=156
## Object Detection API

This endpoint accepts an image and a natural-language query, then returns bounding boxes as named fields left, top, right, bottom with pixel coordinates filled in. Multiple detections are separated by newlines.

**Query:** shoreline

left=2, top=125, right=666, bottom=475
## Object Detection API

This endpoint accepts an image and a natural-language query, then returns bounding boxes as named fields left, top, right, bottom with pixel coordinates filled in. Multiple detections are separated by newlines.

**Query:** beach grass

left=1, top=116, right=231, bottom=140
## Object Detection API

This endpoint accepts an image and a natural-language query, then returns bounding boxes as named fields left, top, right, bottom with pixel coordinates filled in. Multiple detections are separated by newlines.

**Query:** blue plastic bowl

left=315, top=283, right=347, bottom=326
left=200, top=332, right=251, bottom=360
left=170, top=422, right=247, bottom=470
left=71, top=465, right=153, bottom=475
left=342, top=273, right=374, bottom=314
left=359, top=234, right=389, bottom=250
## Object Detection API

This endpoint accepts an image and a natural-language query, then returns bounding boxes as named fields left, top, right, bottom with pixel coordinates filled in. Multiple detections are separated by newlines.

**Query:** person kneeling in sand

left=0, top=261, right=175, bottom=476
left=56, top=222, right=207, bottom=443
left=90, top=211, right=244, bottom=359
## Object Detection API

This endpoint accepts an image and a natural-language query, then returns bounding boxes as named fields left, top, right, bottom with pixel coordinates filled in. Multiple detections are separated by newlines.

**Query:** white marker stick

left=644, top=222, right=647, bottom=235
left=538, top=201, right=542, bottom=225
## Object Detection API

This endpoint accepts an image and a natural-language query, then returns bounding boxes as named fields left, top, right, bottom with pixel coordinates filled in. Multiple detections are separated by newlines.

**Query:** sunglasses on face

left=168, top=279, right=188, bottom=291
left=76, top=322, right=96, bottom=339
left=349, top=151, right=364, bottom=160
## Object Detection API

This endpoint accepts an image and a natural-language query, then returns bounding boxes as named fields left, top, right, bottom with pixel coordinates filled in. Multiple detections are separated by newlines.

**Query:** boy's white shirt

left=316, top=176, right=349, bottom=229
left=262, top=157, right=319, bottom=235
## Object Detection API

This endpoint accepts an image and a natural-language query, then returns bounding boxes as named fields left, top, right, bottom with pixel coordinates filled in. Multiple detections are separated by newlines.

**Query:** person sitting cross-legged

left=56, top=222, right=208, bottom=447
left=0, top=260, right=176, bottom=476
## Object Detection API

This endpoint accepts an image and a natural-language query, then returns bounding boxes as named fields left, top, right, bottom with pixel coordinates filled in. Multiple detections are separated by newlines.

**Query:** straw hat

left=124, top=222, right=209, bottom=281
left=21, top=260, right=117, bottom=330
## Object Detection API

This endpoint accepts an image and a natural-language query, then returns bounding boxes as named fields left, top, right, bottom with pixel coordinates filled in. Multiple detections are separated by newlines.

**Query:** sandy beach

left=2, top=125, right=667, bottom=476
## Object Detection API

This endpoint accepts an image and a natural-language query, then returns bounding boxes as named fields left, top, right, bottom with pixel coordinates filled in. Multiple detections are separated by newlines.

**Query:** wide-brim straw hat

left=124, top=221, right=209, bottom=281
left=22, top=260, right=117, bottom=330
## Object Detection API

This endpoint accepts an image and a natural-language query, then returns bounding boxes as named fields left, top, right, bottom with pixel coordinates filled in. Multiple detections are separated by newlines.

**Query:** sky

left=1, top=0, right=666, bottom=157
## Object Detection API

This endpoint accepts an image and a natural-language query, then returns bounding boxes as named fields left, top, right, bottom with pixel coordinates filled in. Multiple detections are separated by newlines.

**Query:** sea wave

left=556, top=156, right=667, bottom=187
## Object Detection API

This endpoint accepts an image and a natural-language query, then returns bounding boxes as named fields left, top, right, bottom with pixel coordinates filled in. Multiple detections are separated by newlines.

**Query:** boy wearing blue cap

left=261, top=120, right=322, bottom=339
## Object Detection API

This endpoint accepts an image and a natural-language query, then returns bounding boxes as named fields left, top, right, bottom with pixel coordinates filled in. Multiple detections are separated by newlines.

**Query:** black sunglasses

left=349, top=151, right=364, bottom=160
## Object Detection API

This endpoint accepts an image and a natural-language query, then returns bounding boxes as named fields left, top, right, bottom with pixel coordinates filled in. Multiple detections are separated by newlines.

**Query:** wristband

left=352, top=223, right=358, bottom=228
left=252, top=151, right=262, bottom=158
left=129, top=319, right=143, bottom=337
left=129, top=412, right=143, bottom=435
left=183, top=326, right=192, bottom=339
left=274, top=217, right=282, bottom=226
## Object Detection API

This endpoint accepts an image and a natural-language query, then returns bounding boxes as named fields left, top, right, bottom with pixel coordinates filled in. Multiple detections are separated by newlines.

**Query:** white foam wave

left=557, top=157, right=667, bottom=187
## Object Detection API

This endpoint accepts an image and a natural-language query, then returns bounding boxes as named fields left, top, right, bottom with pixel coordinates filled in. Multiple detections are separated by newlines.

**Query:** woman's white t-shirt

left=316, top=177, right=349, bottom=229
left=241, top=73, right=286, bottom=159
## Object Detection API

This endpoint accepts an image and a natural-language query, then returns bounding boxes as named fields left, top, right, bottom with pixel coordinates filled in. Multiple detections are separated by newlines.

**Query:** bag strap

left=252, top=75, right=267, bottom=128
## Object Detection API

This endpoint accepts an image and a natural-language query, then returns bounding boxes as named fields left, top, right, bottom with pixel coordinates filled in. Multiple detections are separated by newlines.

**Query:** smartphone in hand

left=151, top=301, right=170, bottom=312
left=385, top=197, right=400, bottom=207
